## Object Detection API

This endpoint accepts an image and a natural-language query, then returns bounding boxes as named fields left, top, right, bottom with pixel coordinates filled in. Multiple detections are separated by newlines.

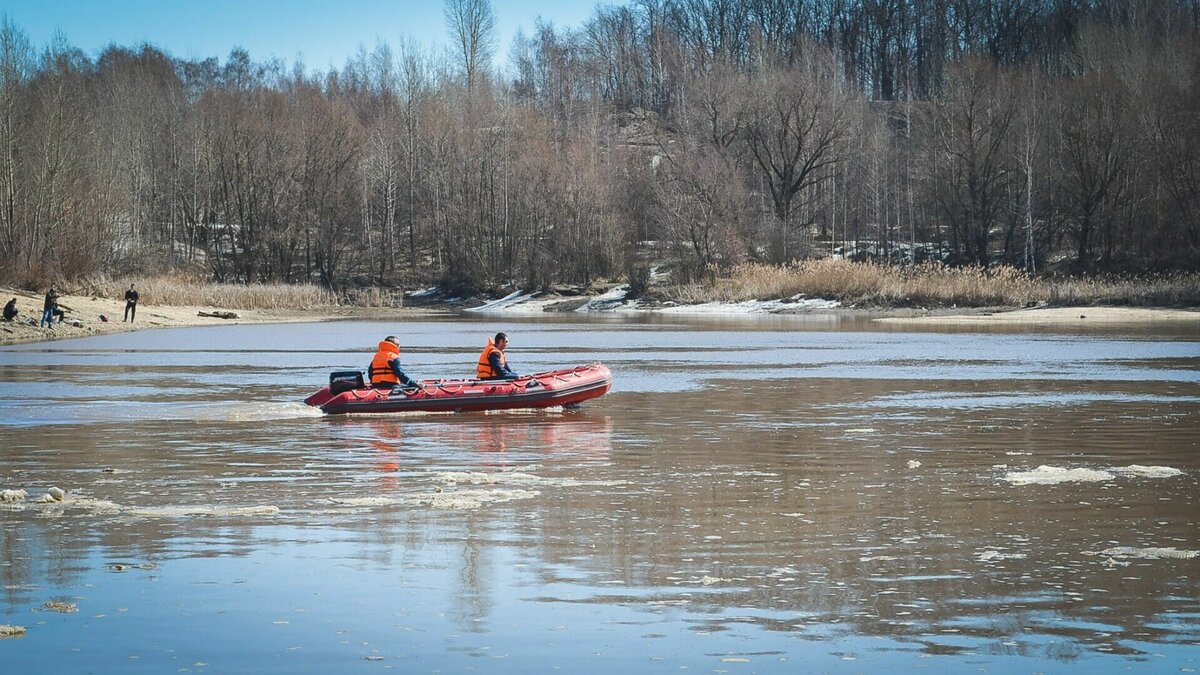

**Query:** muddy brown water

left=1, top=315, right=1198, bottom=672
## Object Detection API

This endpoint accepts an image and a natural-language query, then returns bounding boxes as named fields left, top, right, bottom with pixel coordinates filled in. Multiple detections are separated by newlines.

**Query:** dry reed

left=86, top=275, right=338, bottom=310
left=665, top=261, right=1200, bottom=308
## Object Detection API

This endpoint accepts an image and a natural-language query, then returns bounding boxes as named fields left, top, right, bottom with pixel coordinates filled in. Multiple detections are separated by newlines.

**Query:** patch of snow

left=407, top=287, right=439, bottom=298
left=467, top=290, right=537, bottom=313
left=575, top=285, right=632, bottom=312
left=657, top=296, right=840, bottom=315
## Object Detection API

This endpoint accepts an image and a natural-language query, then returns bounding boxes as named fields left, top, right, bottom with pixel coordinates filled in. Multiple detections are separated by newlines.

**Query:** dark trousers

left=124, top=302, right=136, bottom=322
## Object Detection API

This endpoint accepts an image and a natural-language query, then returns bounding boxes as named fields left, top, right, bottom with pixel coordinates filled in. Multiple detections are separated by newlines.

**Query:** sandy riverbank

left=0, top=287, right=424, bottom=347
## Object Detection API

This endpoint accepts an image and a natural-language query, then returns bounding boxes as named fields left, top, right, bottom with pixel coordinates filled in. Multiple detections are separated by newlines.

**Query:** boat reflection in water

left=344, top=412, right=615, bottom=487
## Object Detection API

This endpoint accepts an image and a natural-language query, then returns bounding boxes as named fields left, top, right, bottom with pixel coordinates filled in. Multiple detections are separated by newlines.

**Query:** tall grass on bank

left=665, top=261, right=1200, bottom=308
left=89, top=276, right=338, bottom=310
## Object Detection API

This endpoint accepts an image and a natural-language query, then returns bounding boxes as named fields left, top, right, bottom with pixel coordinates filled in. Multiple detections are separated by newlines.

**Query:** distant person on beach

left=3, top=297, right=16, bottom=321
left=369, top=335, right=419, bottom=388
left=40, top=288, right=59, bottom=327
left=124, top=284, right=139, bottom=322
left=476, top=332, right=519, bottom=380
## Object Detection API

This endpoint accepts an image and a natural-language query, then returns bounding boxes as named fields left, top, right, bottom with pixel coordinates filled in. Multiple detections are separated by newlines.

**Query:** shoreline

left=3, top=285, right=1197, bottom=347
left=874, top=305, right=1200, bottom=326
left=0, top=287, right=434, bottom=347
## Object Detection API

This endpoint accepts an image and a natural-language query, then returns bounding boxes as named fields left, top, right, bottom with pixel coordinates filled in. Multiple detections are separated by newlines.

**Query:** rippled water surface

left=2, top=315, right=1198, bottom=672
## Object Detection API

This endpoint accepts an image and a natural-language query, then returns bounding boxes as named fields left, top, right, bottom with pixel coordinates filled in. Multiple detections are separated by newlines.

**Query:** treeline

left=1, top=0, right=1198, bottom=294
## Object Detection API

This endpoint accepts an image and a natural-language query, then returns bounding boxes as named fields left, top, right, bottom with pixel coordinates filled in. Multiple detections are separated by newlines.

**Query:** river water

left=1, top=315, right=1198, bottom=672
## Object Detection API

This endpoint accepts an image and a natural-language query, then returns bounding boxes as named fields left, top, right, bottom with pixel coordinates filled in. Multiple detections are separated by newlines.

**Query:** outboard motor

left=329, top=370, right=365, bottom=394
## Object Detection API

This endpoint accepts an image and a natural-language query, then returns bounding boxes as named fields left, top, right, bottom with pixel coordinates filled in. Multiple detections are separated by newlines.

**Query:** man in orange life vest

left=476, top=332, right=519, bottom=380
left=369, top=336, right=420, bottom=388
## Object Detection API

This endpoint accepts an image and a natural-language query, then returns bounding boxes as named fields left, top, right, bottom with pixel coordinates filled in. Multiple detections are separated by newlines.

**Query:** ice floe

left=976, top=549, right=1027, bottom=562
left=124, top=505, right=281, bottom=518
left=1002, top=464, right=1184, bottom=485
left=1091, top=546, right=1198, bottom=560
left=1113, top=464, right=1184, bottom=478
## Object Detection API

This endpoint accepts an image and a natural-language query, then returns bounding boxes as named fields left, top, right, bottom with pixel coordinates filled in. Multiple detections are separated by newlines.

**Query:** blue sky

left=2, top=0, right=607, bottom=71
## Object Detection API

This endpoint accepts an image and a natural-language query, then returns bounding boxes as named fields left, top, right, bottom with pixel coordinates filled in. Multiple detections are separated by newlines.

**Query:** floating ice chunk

left=125, top=505, right=280, bottom=517
left=328, top=497, right=400, bottom=507
left=0, top=624, right=26, bottom=637
left=1003, top=465, right=1115, bottom=485
left=409, top=488, right=538, bottom=509
left=1005, top=464, right=1183, bottom=485
left=1112, top=465, right=1184, bottom=479
left=977, top=549, right=1027, bottom=562
left=41, top=600, right=77, bottom=613
left=0, top=489, right=27, bottom=502
left=906, top=460, right=921, bottom=469
left=1098, top=546, right=1198, bottom=560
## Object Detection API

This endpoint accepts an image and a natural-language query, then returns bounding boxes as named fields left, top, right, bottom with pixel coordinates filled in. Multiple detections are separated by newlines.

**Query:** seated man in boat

left=476, top=332, right=519, bottom=380
left=369, top=336, right=420, bottom=388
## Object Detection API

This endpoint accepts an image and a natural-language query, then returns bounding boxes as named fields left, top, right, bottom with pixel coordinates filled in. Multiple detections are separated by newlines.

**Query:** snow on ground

left=457, top=285, right=840, bottom=315
left=1003, top=464, right=1184, bottom=485
left=574, top=285, right=635, bottom=312
left=656, top=294, right=840, bottom=315
left=465, top=290, right=536, bottom=313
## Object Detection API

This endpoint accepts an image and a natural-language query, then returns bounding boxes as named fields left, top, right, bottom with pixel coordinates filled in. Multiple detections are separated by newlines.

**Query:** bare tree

left=0, top=17, right=33, bottom=278
left=744, top=47, right=852, bottom=260
left=924, top=58, right=1017, bottom=266
left=445, top=0, right=496, bottom=90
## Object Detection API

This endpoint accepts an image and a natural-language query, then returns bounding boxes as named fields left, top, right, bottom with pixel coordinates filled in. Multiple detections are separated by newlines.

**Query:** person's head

left=129, top=284, right=135, bottom=289
left=385, top=335, right=398, bottom=346
left=494, top=332, right=508, bottom=349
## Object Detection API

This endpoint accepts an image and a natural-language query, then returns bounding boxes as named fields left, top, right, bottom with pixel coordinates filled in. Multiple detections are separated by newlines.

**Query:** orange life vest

left=476, top=337, right=507, bottom=379
left=369, top=340, right=401, bottom=385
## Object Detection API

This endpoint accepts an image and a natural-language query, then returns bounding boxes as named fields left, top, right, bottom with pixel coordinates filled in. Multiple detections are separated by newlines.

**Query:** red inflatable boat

left=304, top=363, right=613, bottom=415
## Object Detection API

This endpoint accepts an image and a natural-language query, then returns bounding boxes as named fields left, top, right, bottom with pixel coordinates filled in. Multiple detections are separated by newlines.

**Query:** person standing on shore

left=40, top=288, right=59, bottom=327
left=124, top=284, right=139, bottom=322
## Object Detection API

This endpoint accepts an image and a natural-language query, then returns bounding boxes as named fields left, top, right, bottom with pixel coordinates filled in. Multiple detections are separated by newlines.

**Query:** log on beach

left=197, top=310, right=239, bottom=319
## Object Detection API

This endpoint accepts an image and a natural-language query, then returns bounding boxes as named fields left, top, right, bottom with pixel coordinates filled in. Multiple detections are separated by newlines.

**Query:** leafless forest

left=2, top=0, right=1198, bottom=295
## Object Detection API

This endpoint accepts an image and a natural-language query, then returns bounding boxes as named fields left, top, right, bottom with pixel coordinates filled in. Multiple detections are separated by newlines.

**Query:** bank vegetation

left=2, top=0, right=1199, bottom=307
